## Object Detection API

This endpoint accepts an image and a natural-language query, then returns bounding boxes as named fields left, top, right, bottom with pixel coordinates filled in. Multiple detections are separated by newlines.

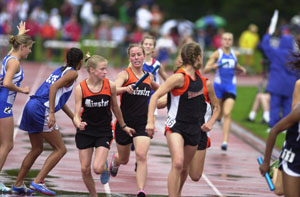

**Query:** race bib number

left=4, top=106, right=12, bottom=114
left=165, top=116, right=176, bottom=128
left=281, top=148, right=295, bottom=163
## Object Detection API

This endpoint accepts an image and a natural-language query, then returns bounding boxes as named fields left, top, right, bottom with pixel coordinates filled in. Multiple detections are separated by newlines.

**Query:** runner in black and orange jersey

left=146, top=42, right=219, bottom=196
left=110, top=44, right=159, bottom=197
left=73, top=54, right=135, bottom=197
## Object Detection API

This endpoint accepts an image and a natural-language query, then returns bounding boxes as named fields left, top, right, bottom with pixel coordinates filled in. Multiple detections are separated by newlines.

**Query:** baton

left=219, top=62, right=228, bottom=67
left=257, top=157, right=275, bottom=191
left=133, top=64, right=160, bottom=89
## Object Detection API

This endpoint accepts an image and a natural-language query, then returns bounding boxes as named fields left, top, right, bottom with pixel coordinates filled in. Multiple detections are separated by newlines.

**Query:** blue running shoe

left=0, top=182, right=10, bottom=192
left=100, top=160, right=110, bottom=184
left=12, top=183, right=34, bottom=194
left=30, top=181, right=56, bottom=196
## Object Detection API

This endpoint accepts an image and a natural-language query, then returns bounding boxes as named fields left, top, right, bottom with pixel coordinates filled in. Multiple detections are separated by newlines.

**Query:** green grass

left=232, top=86, right=286, bottom=149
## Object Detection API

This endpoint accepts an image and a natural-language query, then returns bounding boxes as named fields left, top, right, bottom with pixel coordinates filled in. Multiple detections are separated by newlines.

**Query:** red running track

left=2, top=62, right=277, bottom=196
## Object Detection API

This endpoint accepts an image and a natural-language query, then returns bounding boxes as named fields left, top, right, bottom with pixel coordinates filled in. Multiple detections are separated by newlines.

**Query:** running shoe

left=100, top=160, right=110, bottom=184
left=109, top=153, right=120, bottom=177
left=221, top=143, right=227, bottom=151
left=12, top=183, right=34, bottom=194
left=30, top=181, right=56, bottom=196
left=137, top=190, right=146, bottom=197
left=0, top=182, right=10, bottom=192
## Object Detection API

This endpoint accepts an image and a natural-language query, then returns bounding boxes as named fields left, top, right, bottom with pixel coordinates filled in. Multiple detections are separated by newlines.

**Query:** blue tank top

left=32, top=66, right=75, bottom=112
left=215, top=48, right=237, bottom=84
left=0, top=55, right=24, bottom=106
left=143, top=58, right=160, bottom=83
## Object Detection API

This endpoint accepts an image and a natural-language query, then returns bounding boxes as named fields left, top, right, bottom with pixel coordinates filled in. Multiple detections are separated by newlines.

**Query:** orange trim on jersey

left=80, top=78, right=111, bottom=98
left=196, top=71, right=209, bottom=103
left=170, top=68, right=189, bottom=96
left=164, top=126, right=173, bottom=135
left=123, top=67, right=151, bottom=87
left=206, top=136, right=211, bottom=148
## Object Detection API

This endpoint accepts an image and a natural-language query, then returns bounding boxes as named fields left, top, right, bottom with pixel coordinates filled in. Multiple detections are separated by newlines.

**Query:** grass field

left=232, top=86, right=286, bottom=149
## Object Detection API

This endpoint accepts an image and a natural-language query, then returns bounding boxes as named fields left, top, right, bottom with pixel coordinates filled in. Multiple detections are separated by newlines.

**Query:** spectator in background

left=129, top=26, right=143, bottom=44
left=150, top=4, right=163, bottom=36
left=212, top=28, right=224, bottom=49
left=136, top=3, right=152, bottom=31
left=40, top=19, right=57, bottom=60
left=80, top=0, right=97, bottom=37
left=155, top=32, right=177, bottom=70
left=261, top=31, right=298, bottom=132
left=25, top=17, right=40, bottom=39
left=247, top=74, right=270, bottom=124
left=61, top=0, right=73, bottom=25
left=62, top=15, right=81, bottom=41
left=111, top=20, right=127, bottom=66
left=29, top=6, right=48, bottom=26
left=18, top=0, right=29, bottom=22
left=239, top=24, right=260, bottom=67
left=118, top=1, right=132, bottom=25
left=49, top=8, right=62, bottom=31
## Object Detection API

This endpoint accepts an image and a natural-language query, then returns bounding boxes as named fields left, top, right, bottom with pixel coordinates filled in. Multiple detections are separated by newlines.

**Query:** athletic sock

left=263, top=111, right=270, bottom=123
left=248, top=111, right=256, bottom=121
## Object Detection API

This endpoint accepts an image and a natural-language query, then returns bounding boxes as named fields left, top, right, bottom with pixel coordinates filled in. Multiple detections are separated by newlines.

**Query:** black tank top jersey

left=167, top=68, right=208, bottom=124
left=78, top=78, right=112, bottom=137
left=279, top=122, right=300, bottom=174
left=120, top=67, right=152, bottom=124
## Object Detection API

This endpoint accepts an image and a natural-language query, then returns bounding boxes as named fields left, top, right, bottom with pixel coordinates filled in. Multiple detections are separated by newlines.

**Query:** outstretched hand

left=17, top=21, right=30, bottom=35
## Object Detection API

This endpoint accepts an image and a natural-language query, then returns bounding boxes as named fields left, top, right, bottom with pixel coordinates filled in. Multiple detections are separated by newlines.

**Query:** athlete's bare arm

left=203, top=51, right=219, bottom=74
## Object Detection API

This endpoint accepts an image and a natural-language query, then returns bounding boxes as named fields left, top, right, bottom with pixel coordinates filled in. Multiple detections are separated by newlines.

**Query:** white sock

left=249, top=111, right=256, bottom=120
left=223, top=141, right=227, bottom=145
left=263, top=111, right=270, bottom=123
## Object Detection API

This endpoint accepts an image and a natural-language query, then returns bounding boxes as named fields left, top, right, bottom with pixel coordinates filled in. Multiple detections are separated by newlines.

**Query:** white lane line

left=203, top=173, right=224, bottom=197
left=14, top=64, right=48, bottom=139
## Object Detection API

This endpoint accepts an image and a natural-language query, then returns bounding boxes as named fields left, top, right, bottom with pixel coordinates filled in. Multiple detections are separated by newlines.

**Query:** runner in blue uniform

left=12, top=48, right=83, bottom=196
left=204, top=32, right=246, bottom=151
left=0, top=22, right=33, bottom=193
left=260, top=39, right=300, bottom=197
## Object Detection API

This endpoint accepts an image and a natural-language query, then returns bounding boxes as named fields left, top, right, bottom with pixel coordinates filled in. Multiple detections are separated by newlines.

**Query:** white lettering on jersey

left=133, top=87, right=150, bottom=97
left=46, top=74, right=59, bottom=84
left=85, top=98, right=109, bottom=107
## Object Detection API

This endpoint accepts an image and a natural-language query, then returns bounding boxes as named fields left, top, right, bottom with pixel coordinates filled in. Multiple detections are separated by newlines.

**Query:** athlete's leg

left=34, top=129, right=67, bottom=183
left=93, top=146, right=109, bottom=175
left=0, top=117, right=14, bottom=171
left=79, top=148, right=97, bottom=197
left=217, top=98, right=223, bottom=121
left=222, top=97, right=235, bottom=143
left=188, top=150, right=206, bottom=181
left=166, top=132, right=184, bottom=196
left=134, top=136, right=151, bottom=191
left=282, top=171, right=300, bottom=197
left=248, top=93, right=261, bottom=121
left=114, top=143, right=131, bottom=165
left=178, top=145, right=198, bottom=196
left=14, top=133, right=44, bottom=187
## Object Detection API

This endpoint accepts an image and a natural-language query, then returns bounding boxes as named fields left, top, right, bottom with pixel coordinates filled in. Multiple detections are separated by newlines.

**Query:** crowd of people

left=1, top=1, right=300, bottom=196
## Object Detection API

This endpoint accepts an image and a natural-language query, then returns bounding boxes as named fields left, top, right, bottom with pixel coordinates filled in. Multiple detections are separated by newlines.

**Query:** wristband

left=121, top=124, right=127, bottom=129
